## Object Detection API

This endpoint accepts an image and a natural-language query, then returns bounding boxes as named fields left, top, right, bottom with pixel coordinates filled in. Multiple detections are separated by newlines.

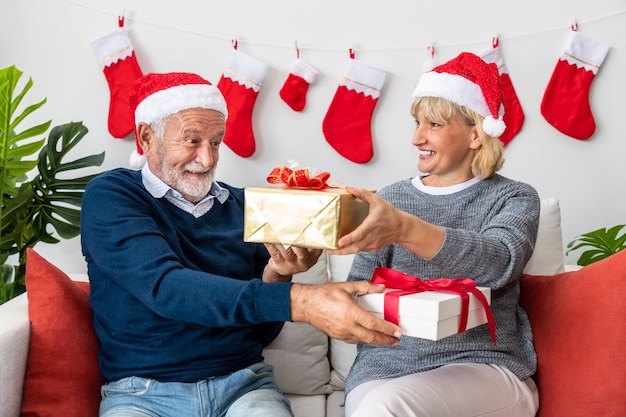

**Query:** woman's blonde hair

left=411, top=97, right=505, bottom=179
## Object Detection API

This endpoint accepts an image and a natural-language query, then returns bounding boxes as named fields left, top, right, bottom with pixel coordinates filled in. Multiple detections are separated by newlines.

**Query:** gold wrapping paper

left=243, top=187, right=370, bottom=249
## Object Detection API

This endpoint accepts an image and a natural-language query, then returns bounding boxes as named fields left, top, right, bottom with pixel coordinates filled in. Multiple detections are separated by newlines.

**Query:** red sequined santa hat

left=412, top=52, right=506, bottom=138
left=127, top=72, right=228, bottom=168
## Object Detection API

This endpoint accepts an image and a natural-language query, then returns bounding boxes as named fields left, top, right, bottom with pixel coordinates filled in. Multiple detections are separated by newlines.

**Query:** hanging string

left=57, top=0, right=624, bottom=53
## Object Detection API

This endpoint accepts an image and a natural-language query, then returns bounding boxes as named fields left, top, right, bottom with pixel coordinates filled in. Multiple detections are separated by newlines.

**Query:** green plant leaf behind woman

left=566, top=224, right=626, bottom=266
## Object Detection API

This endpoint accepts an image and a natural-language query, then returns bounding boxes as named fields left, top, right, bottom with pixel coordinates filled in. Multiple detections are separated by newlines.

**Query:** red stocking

left=279, top=59, right=318, bottom=112
left=481, top=40, right=524, bottom=146
left=322, top=53, right=387, bottom=164
left=541, top=29, right=610, bottom=140
left=90, top=18, right=143, bottom=138
left=217, top=48, right=269, bottom=157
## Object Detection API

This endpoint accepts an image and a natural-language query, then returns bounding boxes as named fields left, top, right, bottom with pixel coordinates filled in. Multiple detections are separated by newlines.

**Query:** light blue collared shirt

left=141, top=164, right=230, bottom=218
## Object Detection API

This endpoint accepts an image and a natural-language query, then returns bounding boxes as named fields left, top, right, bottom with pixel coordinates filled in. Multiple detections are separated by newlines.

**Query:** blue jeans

left=99, top=362, right=293, bottom=417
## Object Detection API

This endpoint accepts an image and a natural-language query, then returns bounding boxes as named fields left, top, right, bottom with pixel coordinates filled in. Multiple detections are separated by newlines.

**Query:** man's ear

left=136, top=122, right=153, bottom=155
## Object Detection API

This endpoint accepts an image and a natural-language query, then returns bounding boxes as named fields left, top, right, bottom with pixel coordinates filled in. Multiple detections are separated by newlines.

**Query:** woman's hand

left=329, top=187, right=445, bottom=258
left=262, top=244, right=323, bottom=282
left=329, top=187, right=408, bottom=254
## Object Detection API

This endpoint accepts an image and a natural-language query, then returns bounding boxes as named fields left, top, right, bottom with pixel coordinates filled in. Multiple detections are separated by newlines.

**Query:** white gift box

left=358, top=286, right=492, bottom=340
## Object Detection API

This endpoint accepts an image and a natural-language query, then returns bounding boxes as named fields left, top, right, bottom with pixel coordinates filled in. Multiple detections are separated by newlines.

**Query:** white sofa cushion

left=523, top=198, right=566, bottom=275
left=327, top=253, right=357, bottom=391
left=287, top=394, right=327, bottom=417
left=263, top=252, right=333, bottom=396
left=0, top=295, right=30, bottom=417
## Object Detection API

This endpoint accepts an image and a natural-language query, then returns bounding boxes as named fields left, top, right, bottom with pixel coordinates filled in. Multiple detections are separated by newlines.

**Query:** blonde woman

left=331, top=52, right=541, bottom=417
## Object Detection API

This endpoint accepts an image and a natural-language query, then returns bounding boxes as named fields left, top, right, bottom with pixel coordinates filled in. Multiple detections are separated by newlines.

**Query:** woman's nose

left=411, top=125, right=424, bottom=146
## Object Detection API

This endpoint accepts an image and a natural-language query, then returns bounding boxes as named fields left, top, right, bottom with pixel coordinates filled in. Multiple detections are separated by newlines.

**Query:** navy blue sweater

left=80, top=169, right=292, bottom=382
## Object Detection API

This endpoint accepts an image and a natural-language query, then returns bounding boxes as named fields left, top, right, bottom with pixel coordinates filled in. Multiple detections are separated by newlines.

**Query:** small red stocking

left=279, top=59, right=318, bottom=112
left=217, top=48, right=269, bottom=157
left=541, top=29, right=610, bottom=140
left=90, top=18, right=143, bottom=138
left=322, top=53, right=387, bottom=164
left=481, top=39, right=524, bottom=146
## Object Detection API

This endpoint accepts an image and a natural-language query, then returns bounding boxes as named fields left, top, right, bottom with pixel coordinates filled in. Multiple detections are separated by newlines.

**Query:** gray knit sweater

left=345, top=175, right=540, bottom=395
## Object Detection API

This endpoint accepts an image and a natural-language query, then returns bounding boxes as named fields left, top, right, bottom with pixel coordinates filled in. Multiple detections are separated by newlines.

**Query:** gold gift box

left=243, top=187, right=370, bottom=249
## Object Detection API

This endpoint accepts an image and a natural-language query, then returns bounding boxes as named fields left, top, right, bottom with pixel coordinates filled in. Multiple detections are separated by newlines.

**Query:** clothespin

left=491, top=35, right=499, bottom=49
left=425, top=44, right=437, bottom=71
left=349, top=43, right=356, bottom=59
left=427, top=44, right=435, bottom=59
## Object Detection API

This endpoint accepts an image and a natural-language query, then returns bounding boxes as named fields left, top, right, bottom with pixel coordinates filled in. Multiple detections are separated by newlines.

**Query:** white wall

left=2, top=0, right=625, bottom=273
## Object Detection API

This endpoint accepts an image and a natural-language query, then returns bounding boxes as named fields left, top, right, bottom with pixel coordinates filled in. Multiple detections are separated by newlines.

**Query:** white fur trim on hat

left=412, top=71, right=506, bottom=137
left=129, top=149, right=146, bottom=169
left=134, top=83, right=228, bottom=127
left=413, top=71, right=491, bottom=118
left=483, top=115, right=506, bottom=137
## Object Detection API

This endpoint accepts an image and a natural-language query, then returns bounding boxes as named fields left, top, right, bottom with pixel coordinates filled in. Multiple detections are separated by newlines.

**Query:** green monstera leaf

left=0, top=65, right=105, bottom=304
left=566, top=225, right=626, bottom=266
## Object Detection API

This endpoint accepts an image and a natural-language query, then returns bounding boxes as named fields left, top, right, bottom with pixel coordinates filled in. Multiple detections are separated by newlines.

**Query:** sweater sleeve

left=347, top=177, right=540, bottom=289
left=428, top=182, right=540, bottom=288
left=81, top=170, right=292, bottom=327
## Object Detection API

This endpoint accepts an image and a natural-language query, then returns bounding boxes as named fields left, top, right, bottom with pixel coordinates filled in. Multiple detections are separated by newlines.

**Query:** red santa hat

left=412, top=52, right=506, bottom=138
left=127, top=72, right=228, bottom=168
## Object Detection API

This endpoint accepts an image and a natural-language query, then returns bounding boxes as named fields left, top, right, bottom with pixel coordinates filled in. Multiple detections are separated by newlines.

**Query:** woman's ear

left=469, top=126, right=483, bottom=150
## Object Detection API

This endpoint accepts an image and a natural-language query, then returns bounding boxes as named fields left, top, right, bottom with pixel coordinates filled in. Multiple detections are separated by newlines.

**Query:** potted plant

left=566, top=224, right=626, bottom=266
left=1, top=65, right=105, bottom=304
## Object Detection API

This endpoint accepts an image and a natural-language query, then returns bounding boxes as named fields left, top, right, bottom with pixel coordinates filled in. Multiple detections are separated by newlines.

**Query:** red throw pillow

left=21, top=249, right=102, bottom=416
left=520, top=249, right=626, bottom=417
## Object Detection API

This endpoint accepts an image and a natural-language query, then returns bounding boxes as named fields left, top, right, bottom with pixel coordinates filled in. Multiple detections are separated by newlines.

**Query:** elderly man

left=80, top=72, right=400, bottom=417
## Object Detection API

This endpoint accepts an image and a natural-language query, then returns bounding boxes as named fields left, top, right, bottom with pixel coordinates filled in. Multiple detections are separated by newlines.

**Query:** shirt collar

left=141, top=164, right=229, bottom=217
left=411, top=175, right=481, bottom=195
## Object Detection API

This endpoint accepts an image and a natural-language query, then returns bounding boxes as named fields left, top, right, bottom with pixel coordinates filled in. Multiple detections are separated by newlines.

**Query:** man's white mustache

left=184, top=164, right=211, bottom=174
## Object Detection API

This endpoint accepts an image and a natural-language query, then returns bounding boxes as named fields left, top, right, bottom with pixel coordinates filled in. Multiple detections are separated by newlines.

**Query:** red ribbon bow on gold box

left=266, top=166, right=331, bottom=190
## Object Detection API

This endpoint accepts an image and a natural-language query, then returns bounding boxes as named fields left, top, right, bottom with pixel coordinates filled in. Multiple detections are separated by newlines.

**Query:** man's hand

left=290, top=280, right=402, bottom=345
left=263, top=244, right=323, bottom=282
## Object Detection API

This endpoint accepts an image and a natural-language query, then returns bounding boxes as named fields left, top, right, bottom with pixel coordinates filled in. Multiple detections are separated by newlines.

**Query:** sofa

left=2, top=197, right=626, bottom=417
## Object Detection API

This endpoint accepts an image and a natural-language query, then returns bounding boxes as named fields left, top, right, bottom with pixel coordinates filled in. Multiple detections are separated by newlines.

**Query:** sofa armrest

left=563, top=264, right=583, bottom=272
left=0, top=293, right=30, bottom=417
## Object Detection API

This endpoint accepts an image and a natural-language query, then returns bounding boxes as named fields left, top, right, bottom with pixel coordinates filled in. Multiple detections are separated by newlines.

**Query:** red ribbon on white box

left=371, top=267, right=496, bottom=344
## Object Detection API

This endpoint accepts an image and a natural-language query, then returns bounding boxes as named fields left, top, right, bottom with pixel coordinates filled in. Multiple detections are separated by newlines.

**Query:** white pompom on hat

left=127, top=72, right=228, bottom=168
left=412, top=52, right=506, bottom=138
